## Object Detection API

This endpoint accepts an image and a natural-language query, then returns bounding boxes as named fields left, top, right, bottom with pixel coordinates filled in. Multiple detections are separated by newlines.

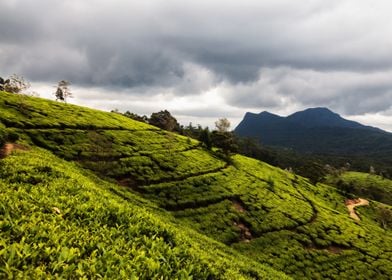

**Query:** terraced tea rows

left=0, top=146, right=286, bottom=279
left=1, top=91, right=391, bottom=279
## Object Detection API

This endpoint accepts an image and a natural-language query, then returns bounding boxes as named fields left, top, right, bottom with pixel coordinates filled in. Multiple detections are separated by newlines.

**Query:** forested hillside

left=1, top=91, right=391, bottom=279
left=234, top=108, right=392, bottom=176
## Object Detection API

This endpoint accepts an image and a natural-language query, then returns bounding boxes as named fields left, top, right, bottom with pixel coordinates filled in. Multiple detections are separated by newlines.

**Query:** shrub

left=7, top=131, right=19, bottom=142
left=377, top=206, right=392, bottom=229
left=0, top=124, right=7, bottom=147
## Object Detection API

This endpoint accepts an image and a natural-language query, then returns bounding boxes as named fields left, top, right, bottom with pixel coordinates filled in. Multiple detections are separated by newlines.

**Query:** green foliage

left=0, top=123, right=7, bottom=147
left=198, top=127, right=212, bottom=150
left=0, top=125, right=18, bottom=147
left=0, top=148, right=286, bottom=279
left=296, top=161, right=327, bottom=184
left=149, top=110, right=180, bottom=132
left=120, top=110, right=148, bottom=123
left=326, top=171, right=392, bottom=205
left=22, top=128, right=224, bottom=184
left=377, top=206, right=392, bottom=229
left=235, top=136, right=278, bottom=165
left=141, top=155, right=392, bottom=278
left=1, top=90, right=392, bottom=279
left=0, top=91, right=154, bottom=130
left=211, top=131, right=238, bottom=156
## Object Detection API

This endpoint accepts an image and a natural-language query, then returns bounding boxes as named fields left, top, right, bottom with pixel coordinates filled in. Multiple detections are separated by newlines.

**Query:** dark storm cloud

left=223, top=67, right=392, bottom=115
left=1, top=0, right=392, bottom=119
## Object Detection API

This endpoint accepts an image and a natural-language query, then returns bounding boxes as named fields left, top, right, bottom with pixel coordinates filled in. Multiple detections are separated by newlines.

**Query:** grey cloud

left=222, top=67, right=392, bottom=115
left=2, top=0, right=392, bottom=87
left=1, top=0, right=392, bottom=126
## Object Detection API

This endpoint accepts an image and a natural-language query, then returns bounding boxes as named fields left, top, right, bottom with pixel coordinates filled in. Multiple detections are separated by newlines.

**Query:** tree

left=211, top=131, right=238, bottom=156
left=0, top=74, right=30, bottom=94
left=0, top=77, right=6, bottom=91
left=377, top=206, right=392, bottom=229
left=0, top=126, right=7, bottom=148
left=211, top=118, right=237, bottom=161
left=123, top=111, right=148, bottom=123
left=54, top=80, right=72, bottom=102
left=149, top=110, right=180, bottom=132
left=215, top=118, right=231, bottom=132
left=296, top=161, right=327, bottom=184
left=236, top=136, right=277, bottom=165
left=198, top=127, right=212, bottom=150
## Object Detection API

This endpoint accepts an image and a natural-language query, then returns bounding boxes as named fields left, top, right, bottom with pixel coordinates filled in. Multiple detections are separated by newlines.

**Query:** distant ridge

left=235, top=107, right=392, bottom=156
left=286, top=107, right=382, bottom=131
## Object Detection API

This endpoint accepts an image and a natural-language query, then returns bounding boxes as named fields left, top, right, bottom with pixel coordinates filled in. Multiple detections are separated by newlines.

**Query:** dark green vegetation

left=234, top=108, right=392, bottom=177
left=0, top=148, right=286, bottom=279
left=0, top=92, right=285, bottom=279
left=1, top=91, right=392, bottom=279
left=325, top=171, right=392, bottom=230
left=326, top=171, right=392, bottom=205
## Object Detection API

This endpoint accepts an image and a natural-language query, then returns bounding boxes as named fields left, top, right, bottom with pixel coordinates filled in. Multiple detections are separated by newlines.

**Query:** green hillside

left=1, top=91, right=392, bottom=279
left=0, top=135, right=285, bottom=278
left=326, top=171, right=392, bottom=206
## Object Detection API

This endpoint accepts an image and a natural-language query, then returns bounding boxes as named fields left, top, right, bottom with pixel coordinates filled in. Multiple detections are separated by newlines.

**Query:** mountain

left=235, top=107, right=392, bottom=157
left=287, top=107, right=364, bottom=128
left=1, top=91, right=392, bottom=279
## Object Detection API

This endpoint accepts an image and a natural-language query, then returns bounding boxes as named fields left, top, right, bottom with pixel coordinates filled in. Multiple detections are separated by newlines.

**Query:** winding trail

left=345, top=198, right=369, bottom=221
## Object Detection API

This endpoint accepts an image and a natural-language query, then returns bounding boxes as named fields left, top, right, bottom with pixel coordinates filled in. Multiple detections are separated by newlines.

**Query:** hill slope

left=234, top=107, right=392, bottom=157
left=326, top=171, right=392, bottom=206
left=0, top=134, right=285, bottom=278
left=1, top=91, right=392, bottom=279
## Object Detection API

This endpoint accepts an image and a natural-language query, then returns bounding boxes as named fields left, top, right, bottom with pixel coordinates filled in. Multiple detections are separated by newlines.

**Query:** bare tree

left=0, top=74, right=30, bottom=94
left=215, top=118, right=231, bottom=132
left=54, top=80, right=72, bottom=102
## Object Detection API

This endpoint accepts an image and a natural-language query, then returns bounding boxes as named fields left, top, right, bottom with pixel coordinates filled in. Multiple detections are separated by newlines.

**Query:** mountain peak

left=244, top=111, right=281, bottom=120
left=259, top=111, right=275, bottom=116
left=235, top=107, right=391, bottom=155
left=287, top=107, right=361, bottom=128
left=302, top=107, right=333, bottom=112
left=288, top=107, right=336, bottom=117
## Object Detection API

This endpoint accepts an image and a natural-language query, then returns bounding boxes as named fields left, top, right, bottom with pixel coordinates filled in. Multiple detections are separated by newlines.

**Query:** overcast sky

left=1, top=0, right=392, bottom=131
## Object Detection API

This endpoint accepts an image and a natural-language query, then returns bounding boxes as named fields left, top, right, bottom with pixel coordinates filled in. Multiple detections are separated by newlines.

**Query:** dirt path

left=232, top=199, right=246, bottom=213
left=0, top=143, right=15, bottom=158
left=345, top=198, right=369, bottom=221
left=0, top=143, right=27, bottom=158
left=233, top=221, right=253, bottom=242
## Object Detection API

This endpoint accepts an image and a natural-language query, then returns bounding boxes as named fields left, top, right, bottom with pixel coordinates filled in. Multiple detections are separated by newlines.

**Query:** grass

left=1, top=91, right=392, bottom=279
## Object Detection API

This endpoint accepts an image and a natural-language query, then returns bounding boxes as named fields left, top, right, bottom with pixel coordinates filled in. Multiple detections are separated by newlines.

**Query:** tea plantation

left=1, top=91, right=391, bottom=279
left=326, top=171, right=392, bottom=205
left=0, top=136, right=285, bottom=278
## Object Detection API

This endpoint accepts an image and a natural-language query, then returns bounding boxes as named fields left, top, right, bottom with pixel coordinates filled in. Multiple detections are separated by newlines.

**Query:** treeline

left=111, top=109, right=238, bottom=162
left=112, top=109, right=322, bottom=180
